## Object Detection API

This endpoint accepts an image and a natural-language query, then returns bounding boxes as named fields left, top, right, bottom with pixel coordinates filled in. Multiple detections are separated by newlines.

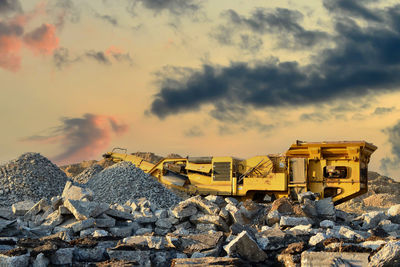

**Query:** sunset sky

left=1, top=0, right=400, bottom=180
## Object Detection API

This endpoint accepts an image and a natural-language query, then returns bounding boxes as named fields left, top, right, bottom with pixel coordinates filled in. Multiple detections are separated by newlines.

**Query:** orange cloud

left=23, top=23, right=59, bottom=55
left=0, top=35, right=22, bottom=72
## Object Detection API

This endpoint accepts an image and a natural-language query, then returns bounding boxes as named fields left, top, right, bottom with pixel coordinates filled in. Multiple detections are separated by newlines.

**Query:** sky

left=1, top=0, right=400, bottom=180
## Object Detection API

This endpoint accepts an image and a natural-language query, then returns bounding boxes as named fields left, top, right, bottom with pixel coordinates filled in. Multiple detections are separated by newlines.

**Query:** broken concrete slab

left=11, top=200, right=36, bottom=216
left=73, top=247, right=107, bottom=262
left=108, top=226, right=133, bottom=237
left=205, top=195, right=226, bottom=207
left=23, top=199, right=50, bottom=221
left=94, top=214, right=116, bottom=228
left=320, top=220, right=334, bottom=228
left=189, top=213, right=229, bottom=232
left=106, top=208, right=134, bottom=221
left=224, top=230, right=267, bottom=262
left=32, top=253, right=49, bottom=267
left=280, top=216, right=313, bottom=227
left=315, top=198, right=336, bottom=220
left=71, top=218, right=95, bottom=233
left=0, top=208, right=15, bottom=220
left=267, top=210, right=281, bottom=226
left=64, top=199, right=109, bottom=221
left=62, top=181, right=92, bottom=201
left=362, top=211, right=388, bottom=230
left=50, top=248, right=74, bottom=265
left=0, top=254, right=30, bottom=267
left=178, top=231, right=224, bottom=254
left=171, top=203, right=198, bottom=219
left=369, top=240, right=400, bottom=267
left=271, top=198, right=294, bottom=215
left=185, top=196, right=220, bottom=215
left=388, top=204, right=400, bottom=217
left=107, top=250, right=151, bottom=266
left=301, top=251, right=369, bottom=267
left=155, top=218, right=172, bottom=229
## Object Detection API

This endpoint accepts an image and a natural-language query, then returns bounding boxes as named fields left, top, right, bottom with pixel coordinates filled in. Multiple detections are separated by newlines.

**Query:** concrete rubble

left=0, top=183, right=397, bottom=266
left=0, top=154, right=398, bottom=266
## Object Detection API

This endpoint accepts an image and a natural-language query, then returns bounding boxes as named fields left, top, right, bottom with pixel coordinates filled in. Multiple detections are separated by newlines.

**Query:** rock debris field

left=0, top=153, right=398, bottom=266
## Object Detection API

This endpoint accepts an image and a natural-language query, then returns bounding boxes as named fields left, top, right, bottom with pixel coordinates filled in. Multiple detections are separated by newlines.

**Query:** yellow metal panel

left=186, top=162, right=212, bottom=173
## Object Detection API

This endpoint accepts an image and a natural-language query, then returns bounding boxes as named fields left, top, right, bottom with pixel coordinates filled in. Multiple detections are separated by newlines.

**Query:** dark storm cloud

left=221, top=8, right=328, bottom=48
left=380, top=120, right=400, bottom=173
left=323, top=0, right=382, bottom=22
left=0, top=0, right=21, bottom=14
left=23, top=113, right=129, bottom=164
left=373, top=106, right=395, bottom=115
left=149, top=2, right=400, bottom=120
left=127, top=0, right=201, bottom=16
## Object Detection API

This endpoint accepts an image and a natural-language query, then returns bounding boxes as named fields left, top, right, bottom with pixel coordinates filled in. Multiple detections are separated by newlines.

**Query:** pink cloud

left=23, top=23, right=59, bottom=55
left=22, top=114, right=130, bottom=165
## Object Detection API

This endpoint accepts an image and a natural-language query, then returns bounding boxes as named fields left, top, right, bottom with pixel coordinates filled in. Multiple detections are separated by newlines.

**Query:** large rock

left=362, top=211, right=388, bottom=230
left=50, top=248, right=74, bottom=265
left=123, top=236, right=172, bottom=250
left=315, top=198, right=336, bottom=220
left=73, top=247, right=106, bottom=262
left=225, top=204, right=248, bottom=225
left=280, top=216, right=313, bottom=227
left=171, top=203, right=198, bottom=219
left=64, top=199, right=109, bottom=220
left=185, top=196, right=220, bottom=215
left=0, top=254, right=30, bottom=267
left=71, top=218, right=95, bottom=232
left=239, top=200, right=261, bottom=220
left=189, top=213, right=229, bottom=232
left=23, top=199, right=50, bottom=221
left=62, top=181, right=93, bottom=201
left=178, top=231, right=224, bottom=254
left=224, top=231, right=267, bottom=262
left=309, top=232, right=327, bottom=246
left=271, top=198, right=294, bottom=215
left=267, top=210, right=281, bottom=226
left=369, top=240, right=400, bottom=267
left=104, top=208, right=134, bottom=221
left=388, top=204, right=400, bottom=217
left=107, top=250, right=151, bottom=266
left=32, top=253, right=49, bottom=267
left=301, top=251, right=369, bottom=267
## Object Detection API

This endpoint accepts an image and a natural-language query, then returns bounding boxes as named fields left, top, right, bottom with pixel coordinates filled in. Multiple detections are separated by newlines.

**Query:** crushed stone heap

left=71, top=164, right=103, bottom=184
left=86, top=161, right=182, bottom=208
left=0, top=153, right=67, bottom=206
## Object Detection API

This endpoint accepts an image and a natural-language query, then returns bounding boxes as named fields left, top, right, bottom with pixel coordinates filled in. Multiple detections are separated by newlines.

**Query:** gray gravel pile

left=72, top=164, right=103, bottom=184
left=86, top=161, right=181, bottom=208
left=0, top=153, right=67, bottom=206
